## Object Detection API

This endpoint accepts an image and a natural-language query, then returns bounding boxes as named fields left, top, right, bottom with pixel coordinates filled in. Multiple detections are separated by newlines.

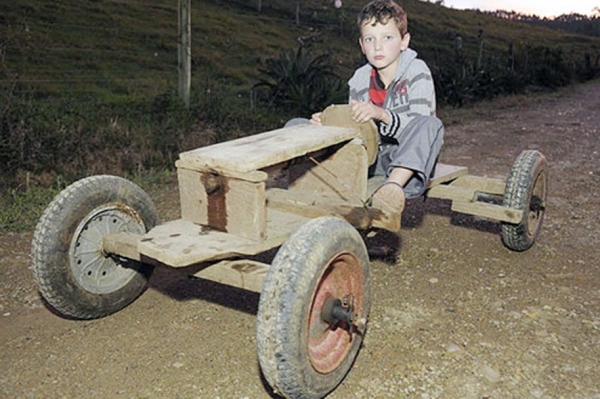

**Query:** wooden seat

left=178, top=124, right=360, bottom=174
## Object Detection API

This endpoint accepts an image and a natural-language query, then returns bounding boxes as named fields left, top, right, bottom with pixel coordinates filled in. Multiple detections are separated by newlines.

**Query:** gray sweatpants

left=371, top=115, right=444, bottom=199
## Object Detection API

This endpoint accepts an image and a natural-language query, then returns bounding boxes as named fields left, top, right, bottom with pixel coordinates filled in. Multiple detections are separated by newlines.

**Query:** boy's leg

left=388, top=166, right=414, bottom=187
left=377, top=115, right=444, bottom=199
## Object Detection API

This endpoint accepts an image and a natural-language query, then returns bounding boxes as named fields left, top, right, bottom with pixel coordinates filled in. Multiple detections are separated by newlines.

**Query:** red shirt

left=369, top=68, right=387, bottom=106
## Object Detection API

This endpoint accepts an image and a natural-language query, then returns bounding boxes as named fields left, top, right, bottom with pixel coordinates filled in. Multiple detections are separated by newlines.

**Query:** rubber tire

left=256, top=216, right=370, bottom=399
left=31, top=175, right=160, bottom=319
left=501, top=150, right=548, bottom=251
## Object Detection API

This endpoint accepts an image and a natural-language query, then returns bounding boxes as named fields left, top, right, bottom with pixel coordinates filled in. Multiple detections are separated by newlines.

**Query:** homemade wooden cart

left=31, top=105, right=547, bottom=399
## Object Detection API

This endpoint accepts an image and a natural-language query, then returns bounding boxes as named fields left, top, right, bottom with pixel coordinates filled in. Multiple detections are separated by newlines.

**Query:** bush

left=432, top=43, right=590, bottom=108
left=254, top=45, right=347, bottom=116
left=0, top=82, right=283, bottom=190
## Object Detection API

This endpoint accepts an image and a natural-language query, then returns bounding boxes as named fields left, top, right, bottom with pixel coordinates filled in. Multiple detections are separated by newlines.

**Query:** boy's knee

left=415, top=114, right=443, bottom=129
left=411, top=115, right=444, bottom=139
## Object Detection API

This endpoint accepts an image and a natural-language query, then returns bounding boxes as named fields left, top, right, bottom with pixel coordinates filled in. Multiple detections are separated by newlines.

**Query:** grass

left=3, top=0, right=599, bottom=100
left=0, top=178, right=63, bottom=233
left=1, top=0, right=600, bottom=233
left=0, top=169, right=178, bottom=233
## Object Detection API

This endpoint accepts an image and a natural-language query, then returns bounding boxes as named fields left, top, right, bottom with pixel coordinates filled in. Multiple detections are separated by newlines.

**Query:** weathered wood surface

left=320, top=104, right=378, bottom=165
left=451, top=201, right=523, bottom=224
left=192, top=259, right=270, bottom=293
left=427, top=163, right=469, bottom=188
left=175, top=159, right=268, bottom=182
left=422, top=164, right=521, bottom=223
left=177, top=167, right=267, bottom=241
left=287, top=138, right=369, bottom=202
left=268, top=188, right=372, bottom=229
left=102, top=231, right=270, bottom=292
left=178, top=124, right=360, bottom=173
left=449, top=175, right=506, bottom=194
left=102, top=232, right=142, bottom=261
left=177, top=127, right=368, bottom=240
left=125, top=209, right=309, bottom=267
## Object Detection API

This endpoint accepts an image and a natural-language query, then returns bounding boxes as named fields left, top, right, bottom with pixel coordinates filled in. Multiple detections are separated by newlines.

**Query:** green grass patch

left=1, top=0, right=600, bottom=233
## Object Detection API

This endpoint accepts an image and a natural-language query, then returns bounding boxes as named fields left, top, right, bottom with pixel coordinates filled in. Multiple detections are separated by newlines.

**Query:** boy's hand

left=309, top=112, right=323, bottom=125
left=351, top=100, right=390, bottom=124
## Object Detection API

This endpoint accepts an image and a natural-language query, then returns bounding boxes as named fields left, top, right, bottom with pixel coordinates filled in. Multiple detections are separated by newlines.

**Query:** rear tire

left=31, top=175, right=160, bottom=319
left=256, top=216, right=370, bottom=399
left=501, top=150, right=548, bottom=251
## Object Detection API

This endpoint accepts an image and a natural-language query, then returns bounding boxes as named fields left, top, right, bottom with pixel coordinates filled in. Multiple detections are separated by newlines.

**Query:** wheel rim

left=527, top=169, right=547, bottom=237
left=307, top=252, right=365, bottom=374
left=69, top=204, right=146, bottom=294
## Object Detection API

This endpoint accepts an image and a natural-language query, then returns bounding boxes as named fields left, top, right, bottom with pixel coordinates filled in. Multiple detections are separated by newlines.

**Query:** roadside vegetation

left=1, top=0, right=599, bottom=231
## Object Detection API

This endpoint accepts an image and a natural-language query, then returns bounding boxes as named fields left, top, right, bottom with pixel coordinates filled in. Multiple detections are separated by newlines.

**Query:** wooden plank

left=288, top=138, right=369, bottom=202
left=137, top=220, right=256, bottom=267
left=268, top=188, right=372, bottom=229
left=178, top=125, right=359, bottom=173
left=425, top=185, right=477, bottom=201
left=136, top=209, right=310, bottom=267
left=450, top=175, right=506, bottom=195
left=193, top=259, right=269, bottom=293
left=175, top=159, right=267, bottom=183
left=320, top=104, right=378, bottom=165
left=102, top=232, right=270, bottom=292
left=451, top=201, right=523, bottom=223
left=264, top=207, right=311, bottom=242
left=223, top=178, right=267, bottom=240
left=428, top=163, right=469, bottom=188
left=178, top=167, right=208, bottom=225
left=102, top=231, right=141, bottom=261
left=177, top=167, right=267, bottom=241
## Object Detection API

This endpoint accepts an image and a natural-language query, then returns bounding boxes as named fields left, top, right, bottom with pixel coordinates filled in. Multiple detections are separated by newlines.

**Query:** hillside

left=2, top=0, right=600, bottom=97
left=1, top=0, right=600, bottom=188
left=484, top=10, right=600, bottom=37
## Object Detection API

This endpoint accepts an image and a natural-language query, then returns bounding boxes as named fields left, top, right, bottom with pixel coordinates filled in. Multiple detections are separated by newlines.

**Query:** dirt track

left=1, top=80, right=599, bottom=398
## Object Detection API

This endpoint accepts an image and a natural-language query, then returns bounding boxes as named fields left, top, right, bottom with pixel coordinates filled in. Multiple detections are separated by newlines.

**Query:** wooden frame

left=102, top=123, right=524, bottom=292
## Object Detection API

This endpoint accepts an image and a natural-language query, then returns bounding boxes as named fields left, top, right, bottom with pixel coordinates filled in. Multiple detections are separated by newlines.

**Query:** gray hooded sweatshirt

left=348, top=47, right=437, bottom=144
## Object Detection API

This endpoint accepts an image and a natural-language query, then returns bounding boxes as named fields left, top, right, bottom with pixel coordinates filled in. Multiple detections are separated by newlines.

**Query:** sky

left=441, top=0, right=599, bottom=18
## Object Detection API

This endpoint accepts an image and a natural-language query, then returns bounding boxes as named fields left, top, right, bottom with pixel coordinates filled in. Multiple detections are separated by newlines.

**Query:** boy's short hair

left=357, top=0, right=408, bottom=36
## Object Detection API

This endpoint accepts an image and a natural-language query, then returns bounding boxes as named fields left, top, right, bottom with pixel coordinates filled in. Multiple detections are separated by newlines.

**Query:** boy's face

left=359, top=18, right=410, bottom=73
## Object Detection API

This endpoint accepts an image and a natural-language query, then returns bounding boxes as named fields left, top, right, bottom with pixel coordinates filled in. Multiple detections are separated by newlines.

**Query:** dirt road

left=1, top=81, right=599, bottom=399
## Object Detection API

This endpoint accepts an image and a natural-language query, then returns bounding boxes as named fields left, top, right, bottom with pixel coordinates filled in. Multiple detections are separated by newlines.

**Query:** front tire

left=256, top=216, right=370, bottom=399
left=31, top=175, right=160, bottom=319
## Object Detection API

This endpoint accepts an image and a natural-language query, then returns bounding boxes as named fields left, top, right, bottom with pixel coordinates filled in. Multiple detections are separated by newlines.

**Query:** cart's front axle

left=321, top=296, right=354, bottom=326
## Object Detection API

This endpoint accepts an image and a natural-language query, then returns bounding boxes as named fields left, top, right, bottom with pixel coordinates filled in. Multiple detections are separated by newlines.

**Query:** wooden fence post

left=178, top=0, right=191, bottom=108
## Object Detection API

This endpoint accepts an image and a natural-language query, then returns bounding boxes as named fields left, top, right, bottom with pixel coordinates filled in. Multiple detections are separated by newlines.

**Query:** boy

left=313, top=0, right=444, bottom=217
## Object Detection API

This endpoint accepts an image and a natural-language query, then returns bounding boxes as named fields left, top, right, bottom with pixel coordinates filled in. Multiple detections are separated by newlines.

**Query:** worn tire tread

left=31, top=175, right=159, bottom=319
left=501, top=150, right=547, bottom=251
left=256, top=216, right=370, bottom=399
